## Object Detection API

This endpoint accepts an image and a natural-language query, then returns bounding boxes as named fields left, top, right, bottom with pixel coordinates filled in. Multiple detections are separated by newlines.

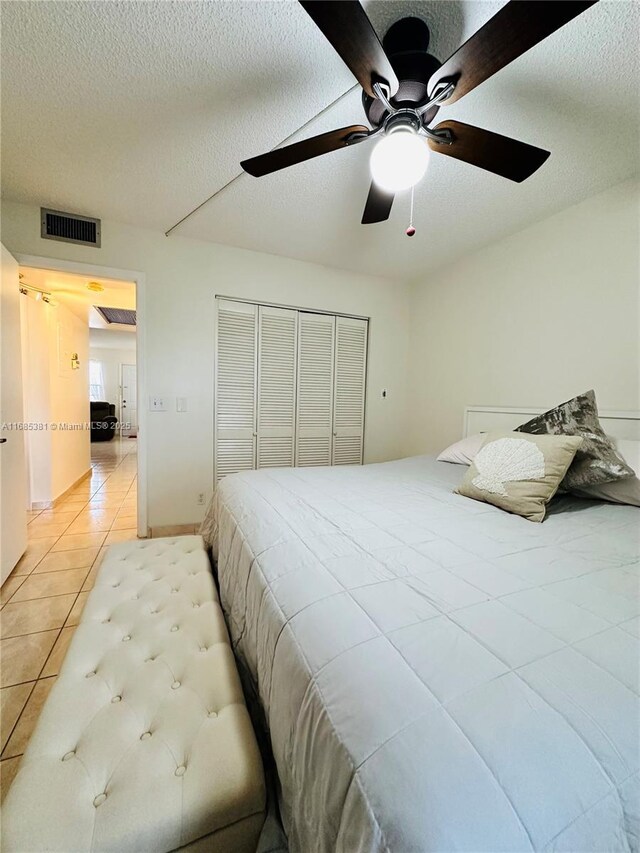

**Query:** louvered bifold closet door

left=215, top=300, right=257, bottom=482
left=257, top=305, right=297, bottom=468
left=332, top=316, right=368, bottom=465
left=295, top=312, right=335, bottom=466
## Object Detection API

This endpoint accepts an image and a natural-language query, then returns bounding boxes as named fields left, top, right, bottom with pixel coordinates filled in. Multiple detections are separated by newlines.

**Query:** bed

left=201, top=439, right=639, bottom=852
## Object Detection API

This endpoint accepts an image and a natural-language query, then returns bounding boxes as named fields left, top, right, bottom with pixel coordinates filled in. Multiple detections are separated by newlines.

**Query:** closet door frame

left=214, top=295, right=369, bottom=483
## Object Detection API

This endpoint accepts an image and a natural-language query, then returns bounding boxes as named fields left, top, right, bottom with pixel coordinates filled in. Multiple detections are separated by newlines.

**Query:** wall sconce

left=71, top=353, right=80, bottom=370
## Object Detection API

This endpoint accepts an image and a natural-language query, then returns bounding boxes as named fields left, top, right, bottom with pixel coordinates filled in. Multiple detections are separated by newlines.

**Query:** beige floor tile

left=65, top=592, right=89, bottom=627
left=1, top=755, right=21, bottom=801
left=31, top=510, right=80, bottom=524
left=3, top=677, right=56, bottom=758
left=0, top=631, right=58, bottom=687
left=80, top=564, right=100, bottom=592
left=1, top=576, right=26, bottom=607
left=41, top=626, right=75, bottom=678
left=66, top=490, right=94, bottom=502
left=11, top=539, right=59, bottom=575
left=50, top=532, right=106, bottom=552
left=27, top=521, right=70, bottom=538
left=1, top=596, right=76, bottom=639
left=67, top=518, right=113, bottom=536
left=32, top=548, right=99, bottom=573
left=54, top=497, right=88, bottom=508
left=79, top=509, right=118, bottom=521
left=10, top=569, right=89, bottom=602
left=103, top=529, right=138, bottom=545
left=112, top=515, right=138, bottom=530
left=0, top=683, right=33, bottom=751
left=87, top=499, right=126, bottom=509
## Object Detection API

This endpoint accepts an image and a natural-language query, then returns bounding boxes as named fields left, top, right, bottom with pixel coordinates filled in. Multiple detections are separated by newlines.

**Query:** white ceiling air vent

left=41, top=208, right=101, bottom=247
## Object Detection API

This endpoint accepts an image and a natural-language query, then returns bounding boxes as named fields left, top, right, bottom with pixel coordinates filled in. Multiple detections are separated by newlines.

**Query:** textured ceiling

left=2, top=1, right=639, bottom=280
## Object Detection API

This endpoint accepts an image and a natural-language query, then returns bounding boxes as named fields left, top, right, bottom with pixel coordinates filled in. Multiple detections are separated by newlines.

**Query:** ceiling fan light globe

left=370, top=130, right=430, bottom=193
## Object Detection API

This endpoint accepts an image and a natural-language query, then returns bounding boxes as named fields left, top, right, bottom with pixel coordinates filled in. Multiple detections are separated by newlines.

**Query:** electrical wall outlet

left=149, top=396, right=166, bottom=412
left=197, top=493, right=206, bottom=506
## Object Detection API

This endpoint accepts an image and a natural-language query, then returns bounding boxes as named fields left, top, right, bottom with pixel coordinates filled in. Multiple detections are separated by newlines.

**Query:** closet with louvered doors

left=332, top=315, right=368, bottom=465
left=215, top=298, right=368, bottom=482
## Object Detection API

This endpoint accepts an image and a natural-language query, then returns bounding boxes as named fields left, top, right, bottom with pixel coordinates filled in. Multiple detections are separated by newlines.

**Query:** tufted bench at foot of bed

left=1, top=535, right=266, bottom=853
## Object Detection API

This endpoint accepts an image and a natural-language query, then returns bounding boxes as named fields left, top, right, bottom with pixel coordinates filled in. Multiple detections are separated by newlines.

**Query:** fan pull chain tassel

left=406, top=186, right=416, bottom=237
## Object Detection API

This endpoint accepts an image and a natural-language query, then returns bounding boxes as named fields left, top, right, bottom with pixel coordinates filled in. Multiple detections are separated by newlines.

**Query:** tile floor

left=0, top=437, right=138, bottom=801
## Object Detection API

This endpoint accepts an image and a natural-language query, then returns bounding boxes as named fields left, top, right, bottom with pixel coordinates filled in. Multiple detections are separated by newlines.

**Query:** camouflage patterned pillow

left=515, top=390, right=634, bottom=491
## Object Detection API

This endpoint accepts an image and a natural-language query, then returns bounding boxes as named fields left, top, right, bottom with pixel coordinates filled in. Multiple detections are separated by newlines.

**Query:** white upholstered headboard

left=464, top=406, right=640, bottom=442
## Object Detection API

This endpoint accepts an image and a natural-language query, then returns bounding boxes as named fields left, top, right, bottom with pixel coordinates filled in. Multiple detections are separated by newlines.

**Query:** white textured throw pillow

left=437, top=433, right=485, bottom=465
left=573, top=438, right=640, bottom=507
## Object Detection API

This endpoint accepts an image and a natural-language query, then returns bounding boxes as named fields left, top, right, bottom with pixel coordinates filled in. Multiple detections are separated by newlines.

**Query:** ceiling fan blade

left=429, top=1, right=597, bottom=105
left=428, top=120, right=550, bottom=182
left=299, top=1, right=399, bottom=98
left=241, top=125, right=369, bottom=177
left=361, top=182, right=394, bottom=224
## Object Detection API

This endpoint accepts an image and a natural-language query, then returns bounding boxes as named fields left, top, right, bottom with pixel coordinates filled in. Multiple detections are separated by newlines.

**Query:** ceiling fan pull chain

left=406, top=187, right=416, bottom=237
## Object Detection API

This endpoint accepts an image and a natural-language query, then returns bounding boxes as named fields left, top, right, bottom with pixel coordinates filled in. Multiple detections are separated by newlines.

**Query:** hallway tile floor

left=0, top=437, right=138, bottom=800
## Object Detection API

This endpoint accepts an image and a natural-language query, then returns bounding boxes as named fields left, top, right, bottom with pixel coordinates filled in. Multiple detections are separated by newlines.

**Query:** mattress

left=201, top=456, right=640, bottom=852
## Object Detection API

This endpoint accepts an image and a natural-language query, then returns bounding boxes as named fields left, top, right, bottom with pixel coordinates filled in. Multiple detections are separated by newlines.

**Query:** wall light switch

left=149, top=396, right=166, bottom=412
left=176, top=397, right=188, bottom=413
left=381, top=389, right=388, bottom=399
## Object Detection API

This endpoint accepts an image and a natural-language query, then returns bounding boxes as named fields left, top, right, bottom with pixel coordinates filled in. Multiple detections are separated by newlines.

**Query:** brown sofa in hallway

left=90, top=401, right=117, bottom=442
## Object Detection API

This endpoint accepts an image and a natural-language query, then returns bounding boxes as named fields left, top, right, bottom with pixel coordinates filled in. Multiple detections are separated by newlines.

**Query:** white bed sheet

left=201, top=456, right=639, bottom=852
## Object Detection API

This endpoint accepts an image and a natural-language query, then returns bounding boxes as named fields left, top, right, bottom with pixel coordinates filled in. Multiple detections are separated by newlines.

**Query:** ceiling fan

left=240, top=0, right=597, bottom=225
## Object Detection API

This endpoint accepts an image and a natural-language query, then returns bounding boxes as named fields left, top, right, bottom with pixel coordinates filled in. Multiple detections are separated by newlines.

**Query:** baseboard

left=149, top=523, right=199, bottom=538
left=31, top=468, right=92, bottom=510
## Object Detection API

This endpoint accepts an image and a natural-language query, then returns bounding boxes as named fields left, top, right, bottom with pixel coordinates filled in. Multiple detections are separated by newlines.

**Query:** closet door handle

left=0, top=438, right=7, bottom=444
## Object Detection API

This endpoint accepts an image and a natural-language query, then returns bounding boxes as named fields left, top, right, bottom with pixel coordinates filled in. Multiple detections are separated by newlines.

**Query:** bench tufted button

left=111, top=695, right=122, bottom=703
left=175, top=765, right=186, bottom=777
left=200, top=647, right=207, bottom=653
left=171, top=588, right=178, bottom=593
left=93, top=793, right=107, bottom=807
left=112, top=583, right=120, bottom=589
left=170, top=625, right=179, bottom=632
left=62, top=751, right=75, bottom=761
left=171, top=681, right=181, bottom=689
left=102, top=618, right=111, bottom=624
left=86, top=671, right=96, bottom=679
left=192, top=603, right=200, bottom=609
left=122, top=635, right=131, bottom=642
left=145, top=657, right=155, bottom=663
left=140, top=731, right=152, bottom=740
left=208, top=710, right=217, bottom=718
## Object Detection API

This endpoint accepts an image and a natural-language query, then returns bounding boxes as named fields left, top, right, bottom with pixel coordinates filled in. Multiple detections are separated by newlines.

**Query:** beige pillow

left=456, top=431, right=583, bottom=522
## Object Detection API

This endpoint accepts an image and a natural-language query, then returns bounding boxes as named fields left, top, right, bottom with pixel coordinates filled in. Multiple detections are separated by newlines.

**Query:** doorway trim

left=14, top=253, right=148, bottom=538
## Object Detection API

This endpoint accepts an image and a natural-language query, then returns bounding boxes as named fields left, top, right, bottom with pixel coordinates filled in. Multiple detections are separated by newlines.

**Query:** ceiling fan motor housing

left=363, top=17, right=442, bottom=128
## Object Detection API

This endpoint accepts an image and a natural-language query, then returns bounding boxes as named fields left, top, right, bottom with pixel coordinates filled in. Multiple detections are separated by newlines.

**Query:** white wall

left=2, top=201, right=411, bottom=527
left=20, top=293, right=90, bottom=503
left=406, top=178, right=640, bottom=455
left=90, top=346, right=136, bottom=410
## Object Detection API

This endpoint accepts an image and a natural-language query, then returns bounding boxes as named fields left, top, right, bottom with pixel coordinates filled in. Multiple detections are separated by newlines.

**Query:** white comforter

left=201, top=456, right=639, bottom=853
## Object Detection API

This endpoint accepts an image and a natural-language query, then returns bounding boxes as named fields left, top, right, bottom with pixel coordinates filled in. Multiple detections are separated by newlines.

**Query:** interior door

left=257, top=305, right=297, bottom=468
left=215, top=299, right=257, bottom=482
left=295, top=312, right=335, bottom=466
left=1, top=244, right=28, bottom=580
left=120, top=363, right=137, bottom=437
left=332, top=316, right=368, bottom=465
